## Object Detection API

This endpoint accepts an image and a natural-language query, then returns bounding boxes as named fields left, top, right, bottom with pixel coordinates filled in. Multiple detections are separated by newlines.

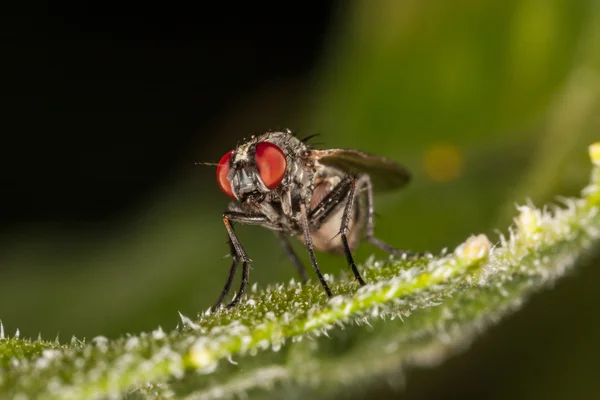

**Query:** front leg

left=212, top=211, right=274, bottom=310
left=210, top=235, right=239, bottom=312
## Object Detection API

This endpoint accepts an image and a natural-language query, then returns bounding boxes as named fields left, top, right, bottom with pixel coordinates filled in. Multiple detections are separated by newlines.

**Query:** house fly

left=210, top=129, right=417, bottom=311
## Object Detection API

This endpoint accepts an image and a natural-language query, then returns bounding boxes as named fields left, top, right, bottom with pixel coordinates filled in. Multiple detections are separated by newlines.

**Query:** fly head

left=216, top=131, right=312, bottom=207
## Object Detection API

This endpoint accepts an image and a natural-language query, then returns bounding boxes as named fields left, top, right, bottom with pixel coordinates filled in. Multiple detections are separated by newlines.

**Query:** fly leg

left=307, top=175, right=367, bottom=286
left=275, top=231, right=308, bottom=282
left=210, top=236, right=239, bottom=312
left=300, top=202, right=333, bottom=297
left=212, top=211, right=278, bottom=310
left=358, top=174, right=420, bottom=258
left=339, top=176, right=367, bottom=286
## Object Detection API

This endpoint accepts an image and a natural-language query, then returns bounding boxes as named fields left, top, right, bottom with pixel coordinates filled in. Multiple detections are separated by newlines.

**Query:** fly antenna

left=195, top=161, right=219, bottom=167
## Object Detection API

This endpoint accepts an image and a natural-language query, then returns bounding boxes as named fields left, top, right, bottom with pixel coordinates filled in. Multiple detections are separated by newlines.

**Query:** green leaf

left=1, top=145, right=600, bottom=399
left=0, top=326, right=61, bottom=371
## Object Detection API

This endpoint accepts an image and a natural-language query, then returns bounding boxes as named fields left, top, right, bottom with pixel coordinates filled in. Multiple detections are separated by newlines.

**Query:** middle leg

left=300, top=202, right=333, bottom=297
left=338, top=176, right=367, bottom=286
left=308, top=175, right=368, bottom=286
left=275, top=231, right=308, bottom=282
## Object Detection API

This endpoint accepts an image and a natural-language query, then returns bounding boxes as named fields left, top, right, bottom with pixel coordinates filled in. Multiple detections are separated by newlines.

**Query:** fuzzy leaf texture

left=1, top=143, right=600, bottom=400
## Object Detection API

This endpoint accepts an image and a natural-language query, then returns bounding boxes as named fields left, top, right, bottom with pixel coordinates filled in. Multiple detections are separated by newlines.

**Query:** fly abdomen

left=307, top=201, right=363, bottom=254
left=303, top=175, right=364, bottom=254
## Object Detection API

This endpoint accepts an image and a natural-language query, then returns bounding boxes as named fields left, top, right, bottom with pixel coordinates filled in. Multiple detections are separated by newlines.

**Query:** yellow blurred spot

left=189, top=341, right=215, bottom=371
left=424, top=143, right=463, bottom=182
left=454, top=234, right=492, bottom=262
left=589, top=143, right=600, bottom=166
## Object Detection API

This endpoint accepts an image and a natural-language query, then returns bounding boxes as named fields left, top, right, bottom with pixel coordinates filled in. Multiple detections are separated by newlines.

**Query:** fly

left=209, top=129, right=418, bottom=311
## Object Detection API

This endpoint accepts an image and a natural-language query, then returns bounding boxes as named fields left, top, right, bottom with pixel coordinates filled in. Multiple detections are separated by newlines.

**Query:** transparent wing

left=312, top=148, right=411, bottom=192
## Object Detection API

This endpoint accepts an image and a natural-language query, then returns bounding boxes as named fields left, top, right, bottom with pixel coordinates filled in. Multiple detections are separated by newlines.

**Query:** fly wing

left=312, top=148, right=411, bottom=192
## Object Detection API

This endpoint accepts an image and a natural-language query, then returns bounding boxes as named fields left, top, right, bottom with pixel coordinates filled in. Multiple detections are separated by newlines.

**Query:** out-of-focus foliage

left=0, top=1, right=599, bottom=399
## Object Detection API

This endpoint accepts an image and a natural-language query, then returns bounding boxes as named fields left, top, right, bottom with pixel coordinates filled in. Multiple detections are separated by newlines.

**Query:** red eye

left=254, top=142, right=286, bottom=189
left=216, top=150, right=235, bottom=198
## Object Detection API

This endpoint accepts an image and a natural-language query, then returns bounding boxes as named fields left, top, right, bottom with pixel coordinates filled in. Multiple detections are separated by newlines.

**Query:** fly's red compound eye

left=216, top=150, right=235, bottom=198
left=254, top=142, right=286, bottom=189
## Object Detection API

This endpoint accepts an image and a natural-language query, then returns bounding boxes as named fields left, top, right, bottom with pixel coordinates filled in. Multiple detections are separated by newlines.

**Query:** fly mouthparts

left=195, top=161, right=220, bottom=167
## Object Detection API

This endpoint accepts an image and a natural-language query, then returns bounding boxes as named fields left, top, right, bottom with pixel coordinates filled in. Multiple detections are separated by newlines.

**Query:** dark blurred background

left=1, top=1, right=599, bottom=399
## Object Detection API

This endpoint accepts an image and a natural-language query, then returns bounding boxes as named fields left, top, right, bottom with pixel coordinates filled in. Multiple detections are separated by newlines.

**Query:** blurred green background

left=2, top=1, right=600, bottom=398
